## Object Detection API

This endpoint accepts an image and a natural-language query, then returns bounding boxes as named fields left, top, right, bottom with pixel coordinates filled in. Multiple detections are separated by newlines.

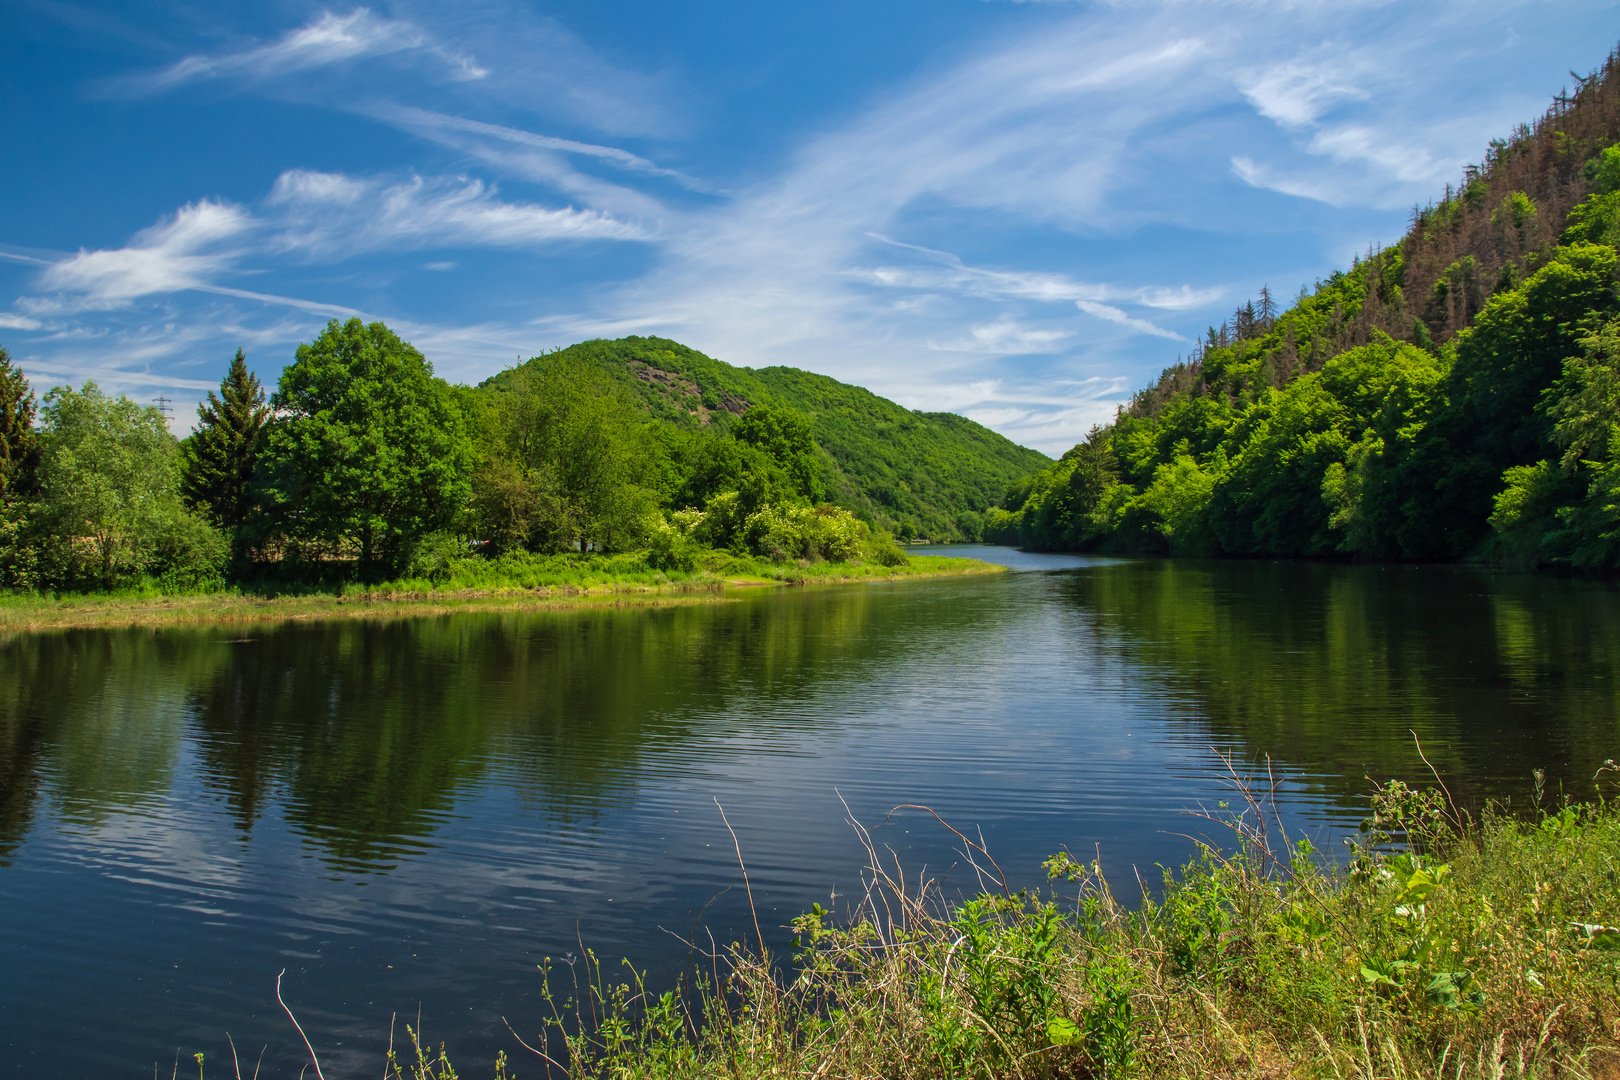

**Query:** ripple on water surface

left=2, top=553, right=1617, bottom=1077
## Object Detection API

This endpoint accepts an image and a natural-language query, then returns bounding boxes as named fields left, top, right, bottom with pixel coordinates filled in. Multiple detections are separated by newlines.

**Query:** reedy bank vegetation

left=372, top=770, right=1620, bottom=1080
left=994, top=49, right=1620, bottom=570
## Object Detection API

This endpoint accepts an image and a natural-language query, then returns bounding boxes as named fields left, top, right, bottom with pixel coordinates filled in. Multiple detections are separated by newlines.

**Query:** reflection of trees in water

left=0, top=586, right=918, bottom=870
left=4, top=571, right=1614, bottom=869
left=0, top=711, right=45, bottom=864
left=0, top=631, right=218, bottom=862
left=1059, top=561, right=1620, bottom=808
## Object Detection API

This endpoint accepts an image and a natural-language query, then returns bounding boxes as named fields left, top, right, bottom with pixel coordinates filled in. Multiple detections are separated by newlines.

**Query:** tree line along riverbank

left=0, top=313, right=1023, bottom=620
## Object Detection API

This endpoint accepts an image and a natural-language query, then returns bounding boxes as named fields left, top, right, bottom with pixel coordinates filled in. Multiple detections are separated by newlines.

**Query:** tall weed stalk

left=298, top=757, right=1620, bottom=1079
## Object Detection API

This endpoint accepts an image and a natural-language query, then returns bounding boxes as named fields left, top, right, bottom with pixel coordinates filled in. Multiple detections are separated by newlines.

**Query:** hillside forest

left=0, top=326, right=1045, bottom=593
left=7, top=51, right=1620, bottom=593
left=992, top=49, right=1620, bottom=570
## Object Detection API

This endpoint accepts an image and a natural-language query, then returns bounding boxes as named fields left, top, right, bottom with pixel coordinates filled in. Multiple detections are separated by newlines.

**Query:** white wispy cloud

left=20, top=170, right=648, bottom=317
left=367, top=104, right=702, bottom=186
left=264, top=170, right=649, bottom=257
left=1074, top=300, right=1186, bottom=341
left=16, top=0, right=1612, bottom=457
left=1229, top=24, right=1552, bottom=206
left=358, top=105, right=687, bottom=220
left=857, top=237, right=1224, bottom=310
left=34, top=201, right=254, bottom=309
left=928, top=321, right=1076, bottom=355
left=194, top=286, right=366, bottom=321
left=381, top=0, right=683, bottom=137
left=114, top=9, right=487, bottom=96
left=1239, top=56, right=1370, bottom=129
left=1230, top=155, right=1351, bottom=206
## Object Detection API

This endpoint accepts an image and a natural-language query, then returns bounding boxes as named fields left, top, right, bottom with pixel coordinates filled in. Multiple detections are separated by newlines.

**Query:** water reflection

left=1050, top=558, right=1620, bottom=807
left=4, top=564, right=1617, bottom=870
left=5, top=589, right=933, bottom=870
left=1, top=558, right=1617, bottom=1077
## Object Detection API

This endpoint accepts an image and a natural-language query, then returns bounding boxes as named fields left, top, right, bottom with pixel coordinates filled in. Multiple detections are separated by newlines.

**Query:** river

left=1, top=549, right=1617, bottom=1076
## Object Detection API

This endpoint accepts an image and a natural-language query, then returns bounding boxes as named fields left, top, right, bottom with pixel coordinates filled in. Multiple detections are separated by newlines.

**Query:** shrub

left=694, top=490, right=746, bottom=549
left=149, top=506, right=230, bottom=590
left=406, top=530, right=474, bottom=584
left=865, top=528, right=911, bottom=567
left=645, top=516, right=700, bottom=572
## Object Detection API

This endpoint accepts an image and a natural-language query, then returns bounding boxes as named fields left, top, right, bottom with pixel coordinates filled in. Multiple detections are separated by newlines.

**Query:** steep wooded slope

left=997, top=47, right=1620, bottom=568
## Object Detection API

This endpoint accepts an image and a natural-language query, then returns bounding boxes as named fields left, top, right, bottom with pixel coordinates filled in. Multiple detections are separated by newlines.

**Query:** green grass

left=0, top=550, right=1003, bottom=634
left=377, top=770, right=1620, bottom=1080
left=392, top=549, right=712, bottom=592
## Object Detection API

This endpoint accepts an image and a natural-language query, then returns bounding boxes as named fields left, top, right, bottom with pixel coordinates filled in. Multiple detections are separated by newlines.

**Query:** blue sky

left=1, top=1, right=1616, bottom=454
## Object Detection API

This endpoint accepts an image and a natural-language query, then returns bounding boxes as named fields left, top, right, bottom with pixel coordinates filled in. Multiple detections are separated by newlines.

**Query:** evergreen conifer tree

left=0, top=344, right=38, bottom=498
left=182, top=349, right=269, bottom=529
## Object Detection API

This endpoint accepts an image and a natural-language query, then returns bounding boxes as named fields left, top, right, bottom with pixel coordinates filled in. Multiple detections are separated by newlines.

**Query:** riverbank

left=389, top=780, right=1620, bottom=1080
left=0, top=553, right=1003, bottom=634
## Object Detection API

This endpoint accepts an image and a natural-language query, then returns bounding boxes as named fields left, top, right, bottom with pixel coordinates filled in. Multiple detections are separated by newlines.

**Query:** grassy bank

left=0, top=551, right=1002, bottom=634
left=380, top=774, right=1620, bottom=1080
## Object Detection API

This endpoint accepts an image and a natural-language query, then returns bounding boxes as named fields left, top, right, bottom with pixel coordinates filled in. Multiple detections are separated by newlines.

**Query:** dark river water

left=2, top=550, right=1617, bottom=1077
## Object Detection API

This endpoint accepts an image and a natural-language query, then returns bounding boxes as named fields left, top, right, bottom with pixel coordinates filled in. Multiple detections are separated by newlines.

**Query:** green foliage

left=644, top=514, right=701, bottom=572
left=0, top=345, right=41, bottom=589
left=34, top=382, right=225, bottom=589
left=180, top=348, right=269, bottom=531
left=731, top=404, right=823, bottom=502
left=257, top=319, right=474, bottom=577
left=1584, top=143, right=1620, bottom=195
left=864, top=527, right=911, bottom=567
left=0, top=344, right=38, bottom=500
left=1488, top=316, right=1620, bottom=567
left=670, top=499, right=869, bottom=564
left=420, top=788, right=1620, bottom=1080
left=3, top=327, right=1036, bottom=596
left=468, top=352, right=656, bottom=554
left=993, top=142, right=1620, bottom=565
left=1012, top=426, right=1125, bottom=551
left=1210, top=337, right=1445, bottom=556
left=404, top=530, right=473, bottom=585
left=672, top=430, right=795, bottom=514
left=1141, top=454, right=1217, bottom=553
left=1451, top=242, right=1618, bottom=468
left=484, top=336, right=1049, bottom=541
left=1491, top=190, right=1539, bottom=230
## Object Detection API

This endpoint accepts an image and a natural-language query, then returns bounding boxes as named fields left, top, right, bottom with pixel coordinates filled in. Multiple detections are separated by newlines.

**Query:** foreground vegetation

left=376, top=773, right=1620, bottom=1080
left=995, top=48, right=1620, bottom=570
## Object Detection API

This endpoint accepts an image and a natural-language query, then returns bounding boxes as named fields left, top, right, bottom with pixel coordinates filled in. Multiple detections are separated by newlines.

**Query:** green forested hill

left=995, top=47, right=1620, bottom=570
left=478, top=336, right=1050, bottom=540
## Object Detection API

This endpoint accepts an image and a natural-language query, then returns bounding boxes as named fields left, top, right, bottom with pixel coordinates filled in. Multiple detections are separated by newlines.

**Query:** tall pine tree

left=182, top=349, right=269, bottom=529
left=0, top=344, right=38, bottom=498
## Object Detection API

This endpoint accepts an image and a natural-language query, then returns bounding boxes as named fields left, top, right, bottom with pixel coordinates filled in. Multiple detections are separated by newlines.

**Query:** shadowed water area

left=1, top=550, right=1617, bottom=1077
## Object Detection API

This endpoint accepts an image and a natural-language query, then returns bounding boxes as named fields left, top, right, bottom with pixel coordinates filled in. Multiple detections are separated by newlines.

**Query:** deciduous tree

left=37, top=382, right=224, bottom=588
left=258, top=319, right=473, bottom=576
